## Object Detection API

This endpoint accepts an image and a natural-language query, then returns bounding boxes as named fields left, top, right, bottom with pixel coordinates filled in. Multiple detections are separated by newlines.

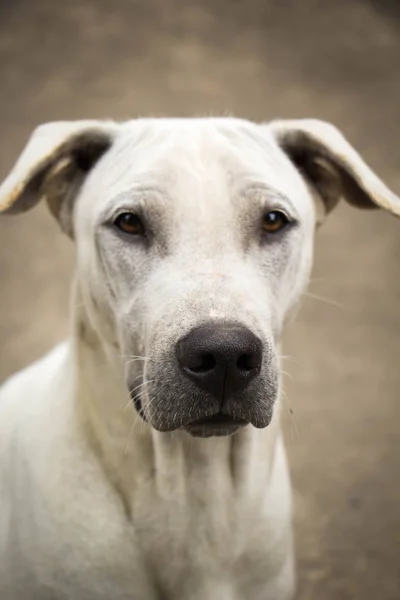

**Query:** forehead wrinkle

left=99, top=187, right=170, bottom=220
left=236, top=182, right=298, bottom=216
left=98, top=120, right=303, bottom=215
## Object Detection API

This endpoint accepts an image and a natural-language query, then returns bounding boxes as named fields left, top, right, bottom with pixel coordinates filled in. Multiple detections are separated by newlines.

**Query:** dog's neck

left=71, top=292, right=281, bottom=514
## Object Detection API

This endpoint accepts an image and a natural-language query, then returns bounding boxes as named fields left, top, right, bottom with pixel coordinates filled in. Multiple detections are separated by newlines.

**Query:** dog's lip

left=189, top=413, right=247, bottom=427
left=184, top=413, right=248, bottom=436
left=132, top=393, right=148, bottom=422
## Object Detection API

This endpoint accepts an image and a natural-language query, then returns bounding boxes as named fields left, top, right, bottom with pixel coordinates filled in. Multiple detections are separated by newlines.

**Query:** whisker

left=117, top=354, right=152, bottom=361
left=128, top=380, right=154, bottom=396
left=122, top=380, right=154, bottom=413
left=123, top=357, right=152, bottom=367
left=303, top=291, right=347, bottom=310
left=279, top=369, right=293, bottom=381
left=277, top=354, right=302, bottom=366
left=118, top=373, right=144, bottom=410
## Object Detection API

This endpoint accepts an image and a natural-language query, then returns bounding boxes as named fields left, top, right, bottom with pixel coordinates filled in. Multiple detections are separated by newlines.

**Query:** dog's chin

left=184, top=414, right=249, bottom=438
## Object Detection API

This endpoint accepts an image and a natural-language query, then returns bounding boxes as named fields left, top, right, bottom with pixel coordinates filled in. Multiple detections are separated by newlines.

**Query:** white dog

left=0, top=118, right=399, bottom=600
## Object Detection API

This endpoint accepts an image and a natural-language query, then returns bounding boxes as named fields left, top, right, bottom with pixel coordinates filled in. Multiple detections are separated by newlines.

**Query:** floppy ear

left=269, top=119, right=400, bottom=222
left=0, top=120, right=118, bottom=236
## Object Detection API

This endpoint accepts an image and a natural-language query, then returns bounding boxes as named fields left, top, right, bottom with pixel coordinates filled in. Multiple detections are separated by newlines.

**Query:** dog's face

left=75, top=120, right=316, bottom=435
left=1, top=118, right=399, bottom=437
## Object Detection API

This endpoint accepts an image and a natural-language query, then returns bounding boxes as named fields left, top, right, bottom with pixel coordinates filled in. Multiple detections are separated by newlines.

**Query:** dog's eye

left=114, top=213, right=145, bottom=236
left=261, top=210, right=290, bottom=234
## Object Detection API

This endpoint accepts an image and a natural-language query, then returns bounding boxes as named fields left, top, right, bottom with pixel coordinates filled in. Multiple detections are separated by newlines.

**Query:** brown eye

left=262, top=210, right=290, bottom=234
left=114, top=212, right=145, bottom=236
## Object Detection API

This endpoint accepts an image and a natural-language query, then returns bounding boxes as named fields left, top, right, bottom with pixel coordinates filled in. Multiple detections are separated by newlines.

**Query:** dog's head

left=1, top=118, right=399, bottom=436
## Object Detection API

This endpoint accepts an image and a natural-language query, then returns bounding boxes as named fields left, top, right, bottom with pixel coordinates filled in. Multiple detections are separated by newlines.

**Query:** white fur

left=0, top=117, right=398, bottom=600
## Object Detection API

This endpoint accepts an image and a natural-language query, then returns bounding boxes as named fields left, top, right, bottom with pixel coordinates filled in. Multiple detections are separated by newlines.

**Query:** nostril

left=237, top=353, right=261, bottom=371
left=187, top=353, right=217, bottom=373
left=177, top=324, right=263, bottom=396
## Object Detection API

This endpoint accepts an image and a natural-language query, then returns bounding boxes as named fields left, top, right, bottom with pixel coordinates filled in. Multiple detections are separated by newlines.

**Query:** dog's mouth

left=132, top=388, right=248, bottom=436
left=184, top=413, right=248, bottom=438
left=132, top=393, right=147, bottom=422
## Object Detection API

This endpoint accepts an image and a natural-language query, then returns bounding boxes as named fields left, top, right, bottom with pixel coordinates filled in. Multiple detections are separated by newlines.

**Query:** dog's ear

left=0, top=120, right=118, bottom=236
left=269, top=119, right=400, bottom=223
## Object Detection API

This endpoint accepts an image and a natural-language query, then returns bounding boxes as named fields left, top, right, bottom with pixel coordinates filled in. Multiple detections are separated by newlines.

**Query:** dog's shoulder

left=0, top=342, right=71, bottom=438
left=0, top=342, right=69, bottom=403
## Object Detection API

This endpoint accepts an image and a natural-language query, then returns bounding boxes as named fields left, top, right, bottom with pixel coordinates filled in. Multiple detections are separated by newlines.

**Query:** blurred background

left=0, top=0, right=399, bottom=598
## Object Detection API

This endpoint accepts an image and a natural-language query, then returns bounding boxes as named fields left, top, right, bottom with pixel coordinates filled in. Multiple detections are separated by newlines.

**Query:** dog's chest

left=126, top=459, right=269, bottom=599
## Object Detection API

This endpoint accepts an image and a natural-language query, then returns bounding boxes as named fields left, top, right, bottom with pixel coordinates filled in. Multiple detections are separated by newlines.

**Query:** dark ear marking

left=270, top=119, right=400, bottom=220
left=0, top=121, right=117, bottom=236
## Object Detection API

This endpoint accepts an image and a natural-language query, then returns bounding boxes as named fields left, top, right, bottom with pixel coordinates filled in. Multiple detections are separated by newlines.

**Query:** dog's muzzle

left=130, top=321, right=277, bottom=437
left=175, top=324, right=263, bottom=436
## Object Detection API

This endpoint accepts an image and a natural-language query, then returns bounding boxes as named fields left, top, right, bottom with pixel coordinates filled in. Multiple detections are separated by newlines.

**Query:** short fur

left=0, top=117, right=399, bottom=600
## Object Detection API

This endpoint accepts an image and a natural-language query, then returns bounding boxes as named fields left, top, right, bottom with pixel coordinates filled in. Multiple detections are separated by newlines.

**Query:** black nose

left=176, top=324, right=263, bottom=399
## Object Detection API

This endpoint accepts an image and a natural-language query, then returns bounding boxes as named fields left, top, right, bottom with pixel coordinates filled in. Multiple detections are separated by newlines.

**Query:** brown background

left=0, top=1, right=399, bottom=598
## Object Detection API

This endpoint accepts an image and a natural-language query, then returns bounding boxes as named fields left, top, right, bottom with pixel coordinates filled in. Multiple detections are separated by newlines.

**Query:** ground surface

left=0, top=1, right=399, bottom=598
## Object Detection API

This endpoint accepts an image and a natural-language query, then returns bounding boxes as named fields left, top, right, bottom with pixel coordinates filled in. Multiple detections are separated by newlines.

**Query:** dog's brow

left=101, top=187, right=169, bottom=215
left=239, top=183, right=297, bottom=213
left=115, top=186, right=168, bottom=201
left=240, top=183, right=290, bottom=202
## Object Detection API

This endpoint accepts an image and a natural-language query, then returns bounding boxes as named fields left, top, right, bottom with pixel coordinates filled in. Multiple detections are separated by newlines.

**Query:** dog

left=0, top=117, right=399, bottom=600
